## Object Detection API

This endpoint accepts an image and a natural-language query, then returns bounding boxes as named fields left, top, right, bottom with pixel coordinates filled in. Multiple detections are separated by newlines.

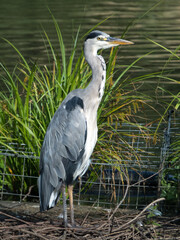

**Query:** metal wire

left=0, top=117, right=179, bottom=210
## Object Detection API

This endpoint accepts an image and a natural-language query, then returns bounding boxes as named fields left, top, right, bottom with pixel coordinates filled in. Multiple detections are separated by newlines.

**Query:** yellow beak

left=108, top=37, right=134, bottom=45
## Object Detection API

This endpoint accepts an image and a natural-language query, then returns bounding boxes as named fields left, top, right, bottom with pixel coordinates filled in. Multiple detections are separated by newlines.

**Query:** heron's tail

left=38, top=173, right=62, bottom=212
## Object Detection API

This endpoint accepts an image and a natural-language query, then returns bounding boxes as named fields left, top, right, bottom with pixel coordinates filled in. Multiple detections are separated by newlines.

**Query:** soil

left=0, top=201, right=180, bottom=239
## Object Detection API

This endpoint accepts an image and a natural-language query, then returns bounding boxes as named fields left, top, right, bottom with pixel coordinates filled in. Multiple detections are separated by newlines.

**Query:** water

left=0, top=0, right=179, bottom=112
left=0, top=0, right=179, bottom=208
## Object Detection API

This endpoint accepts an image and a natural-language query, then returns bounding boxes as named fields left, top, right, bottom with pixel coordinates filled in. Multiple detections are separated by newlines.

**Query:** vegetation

left=161, top=93, right=179, bottom=208
left=152, top=40, right=180, bottom=210
left=0, top=15, right=178, bottom=201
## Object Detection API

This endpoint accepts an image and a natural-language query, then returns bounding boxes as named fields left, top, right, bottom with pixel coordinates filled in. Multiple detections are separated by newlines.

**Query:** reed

left=149, top=38, right=180, bottom=206
left=0, top=16, right=159, bottom=196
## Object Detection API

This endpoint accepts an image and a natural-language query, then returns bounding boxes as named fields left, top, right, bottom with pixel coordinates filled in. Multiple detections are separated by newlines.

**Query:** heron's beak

left=107, top=37, right=134, bottom=45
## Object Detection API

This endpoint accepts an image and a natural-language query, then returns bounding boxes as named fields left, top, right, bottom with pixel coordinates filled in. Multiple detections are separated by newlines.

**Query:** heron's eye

left=97, top=37, right=107, bottom=41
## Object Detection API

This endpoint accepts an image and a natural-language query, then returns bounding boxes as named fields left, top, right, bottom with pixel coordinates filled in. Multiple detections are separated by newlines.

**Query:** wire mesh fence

left=0, top=111, right=179, bottom=212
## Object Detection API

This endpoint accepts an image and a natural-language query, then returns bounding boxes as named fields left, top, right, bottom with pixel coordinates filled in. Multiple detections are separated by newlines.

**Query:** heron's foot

left=57, top=214, right=68, bottom=228
left=58, top=214, right=80, bottom=228
left=66, top=221, right=81, bottom=228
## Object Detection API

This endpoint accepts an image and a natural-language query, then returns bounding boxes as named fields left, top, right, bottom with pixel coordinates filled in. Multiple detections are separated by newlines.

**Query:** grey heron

left=38, top=30, right=133, bottom=227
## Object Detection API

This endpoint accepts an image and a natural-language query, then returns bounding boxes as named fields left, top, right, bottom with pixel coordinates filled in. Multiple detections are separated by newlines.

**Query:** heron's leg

left=68, top=185, right=74, bottom=226
left=62, top=184, right=68, bottom=227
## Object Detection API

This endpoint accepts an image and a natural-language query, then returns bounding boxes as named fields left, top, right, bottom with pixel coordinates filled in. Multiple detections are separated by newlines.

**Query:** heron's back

left=38, top=91, right=91, bottom=211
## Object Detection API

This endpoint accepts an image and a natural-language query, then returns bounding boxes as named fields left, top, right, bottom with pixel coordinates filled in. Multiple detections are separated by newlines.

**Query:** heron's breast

left=85, top=119, right=98, bottom=159
left=73, top=112, right=98, bottom=180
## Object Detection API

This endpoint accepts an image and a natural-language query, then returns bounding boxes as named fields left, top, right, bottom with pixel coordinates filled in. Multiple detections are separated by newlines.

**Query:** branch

left=22, top=185, right=35, bottom=201
left=114, top=198, right=165, bottom=231
left=107, top=168, right=163, bottom=223
left=108, top=171, right=129, bottom=221
left=0, top=211, right=30, bottom=225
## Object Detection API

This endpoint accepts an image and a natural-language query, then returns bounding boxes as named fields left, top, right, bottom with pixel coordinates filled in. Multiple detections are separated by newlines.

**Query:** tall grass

left=0, top=17, right=160, bottom=196
left=147, top=38, right=180, bottom=207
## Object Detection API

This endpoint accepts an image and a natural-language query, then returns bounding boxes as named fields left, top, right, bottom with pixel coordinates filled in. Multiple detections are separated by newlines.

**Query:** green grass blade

left=24, top=65, right=37, bottom=121
left=147, top=38, right=180, bottom=60
left=0, top=63, right=24, bottom=117
left=98, top=51, right=153, bottom=118
left=2, top=38, right=30, bottom=72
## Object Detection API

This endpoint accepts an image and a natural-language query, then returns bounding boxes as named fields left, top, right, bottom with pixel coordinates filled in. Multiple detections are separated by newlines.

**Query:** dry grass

left=0, top=201, right=180, bottom=240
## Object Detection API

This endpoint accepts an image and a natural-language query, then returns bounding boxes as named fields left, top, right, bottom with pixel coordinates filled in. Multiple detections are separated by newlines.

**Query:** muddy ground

left=0, top=201, right=180, bottom=239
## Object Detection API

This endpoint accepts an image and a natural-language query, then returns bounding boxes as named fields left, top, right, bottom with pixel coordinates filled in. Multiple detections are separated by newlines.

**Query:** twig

left=165, top=216, right=180, bottom=225
left=130, top=168, right=163, bottom=187
left=0, top=224, right=27, bottom=230
left=81, top=200, right=98, bottom=226
left=108, top=171, right=129, bottom=221
left=0, top=211, right=30, bottom=225
left=109, top=168, right=163, bottom=221
left=1, top=225, right=49, bottom=240
left=113, top=198, right=165, bottom=232
left=67, top=229, right=79, bottom=239
left=15, top=228, right=49, bottom=240
left=22, top=185, right=35, bottom=201
left=3, top=234, right=29, bottom=240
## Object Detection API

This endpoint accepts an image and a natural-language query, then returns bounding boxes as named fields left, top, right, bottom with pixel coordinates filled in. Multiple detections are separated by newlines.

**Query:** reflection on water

left=0, top=0, right=179, bottom=99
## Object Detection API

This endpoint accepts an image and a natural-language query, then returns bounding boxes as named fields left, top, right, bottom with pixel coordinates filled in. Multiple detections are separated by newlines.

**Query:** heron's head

left=84, top=30, right=133, bottom=53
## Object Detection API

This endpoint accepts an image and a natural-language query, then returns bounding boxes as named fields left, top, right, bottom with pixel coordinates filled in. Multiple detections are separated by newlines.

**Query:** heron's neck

left=85, top=49, right=106, bottom=102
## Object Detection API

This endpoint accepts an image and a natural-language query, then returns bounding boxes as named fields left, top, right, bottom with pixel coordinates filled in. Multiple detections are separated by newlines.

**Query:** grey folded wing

left=38, top=96, right=87, bottom=210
